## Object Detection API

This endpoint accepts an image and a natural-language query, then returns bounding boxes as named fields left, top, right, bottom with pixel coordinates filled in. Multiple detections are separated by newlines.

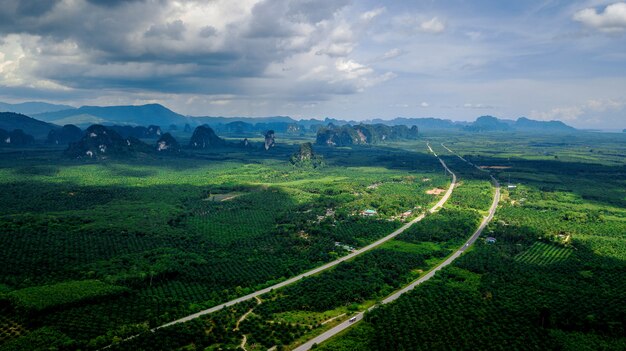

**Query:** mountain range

left=0, top=101, right=75, bottom=115
left=464, top=116, right=575, bottom=132
left=0, top=101, right=578, bottom=140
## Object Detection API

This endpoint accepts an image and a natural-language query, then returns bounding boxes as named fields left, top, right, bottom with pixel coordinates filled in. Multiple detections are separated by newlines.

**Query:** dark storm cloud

left=86, top=0, right=146, bottom=6
left=0, top=0, right=383, bottom=113
left=246, top=1, right=295, bottom=38
left=15, top=0, right=60, bottom=17
left=145, top=19, right=186, bottom=40
left=0, top=0, right=158, bottom=45
left=0, top=0, right=338, bottom=94
left=0, top=0, right=56, bottom=28
left=199, top=26, right=217, bottom=38
left=0, top=84, right=92, bottom=101
left=0, top=0, right=344, bottom=73
left=33, top=52, right=265, bottom=95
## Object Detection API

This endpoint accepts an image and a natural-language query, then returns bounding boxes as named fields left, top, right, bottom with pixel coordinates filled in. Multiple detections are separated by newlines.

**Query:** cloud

left=0, top=0, right=398, bottom=103
left=376, top=48, right=406, bottom=61
left=361, top=7, right=386, bottom=22
left=145, top=19, right=186, bottom=40
left=420, top=17, right=445, bottom=34
left=420, top=102, right=429, bottom=108
left=314, top=23, right=356, bottom=57
left=573, top=2, right=626, bottom=33
left=530, top=99, right=625, bottom=122
left=199, top=26, right=217, bottom=38
left=86, top=0, right=146, bottom=6
left=531, top=106, right=584, bottom=121
left=0, top=1, right=622, bottom=129
left=14, top=0, right=61, bottom=17
left=390, top=14, right=446, bottom=35
left=285, top=0, right=351, bottom=24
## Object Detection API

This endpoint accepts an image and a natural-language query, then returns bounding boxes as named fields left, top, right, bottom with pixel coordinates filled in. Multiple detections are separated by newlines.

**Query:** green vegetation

left=290, top=142, right=325, bottom=168
left=7, top=280, right=127, bottom=312
left=106, top=300, right=256, bottom=351
left=0, top=327, right=75, bottom=351
left=116, top=140, right=492, bottom=350
left=515, top=241, right=572, bottom=265
left=0, top=139, right=449, bottom=349
left=1, top=130, right=624, bottom=350
left=399, top=208, right=481, bottom=247
left=320, top=132, right=626, bottom=351
left=257, top=249, right=436, bottom=313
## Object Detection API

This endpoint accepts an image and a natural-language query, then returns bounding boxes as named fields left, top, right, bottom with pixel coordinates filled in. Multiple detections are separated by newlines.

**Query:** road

left=153, top=142, right=456, bottom=330
left=292, top=144, right=500, bottom=351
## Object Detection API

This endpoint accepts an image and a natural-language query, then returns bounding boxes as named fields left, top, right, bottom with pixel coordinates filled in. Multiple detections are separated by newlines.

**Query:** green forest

left=0, top=131, right=624, bottom=350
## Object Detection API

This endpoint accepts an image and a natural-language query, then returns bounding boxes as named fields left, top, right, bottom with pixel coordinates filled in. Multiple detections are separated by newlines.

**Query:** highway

left=292, top=143, right=500, bottom=351
left=153, top=142, right=456, bottom=330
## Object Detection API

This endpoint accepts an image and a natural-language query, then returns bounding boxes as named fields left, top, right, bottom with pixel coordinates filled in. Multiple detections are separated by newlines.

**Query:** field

left=101, top=139, right=496, bottom=350
left=0, top=138, right=451, bottom=349
left=1, top=130, right=624, bottom=350
left=319, top=132, right=626, bottom=350
left=514, top=242, right=572, bottom=265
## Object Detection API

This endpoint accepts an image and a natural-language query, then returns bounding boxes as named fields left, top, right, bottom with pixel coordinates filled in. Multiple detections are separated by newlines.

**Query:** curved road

left=293, top=144, right=500, bottom=351
left=154, top=142, right=456, bottom=330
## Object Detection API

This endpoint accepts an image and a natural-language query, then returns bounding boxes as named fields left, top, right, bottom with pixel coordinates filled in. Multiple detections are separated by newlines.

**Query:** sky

left=0, top=0, right=625, bottom=129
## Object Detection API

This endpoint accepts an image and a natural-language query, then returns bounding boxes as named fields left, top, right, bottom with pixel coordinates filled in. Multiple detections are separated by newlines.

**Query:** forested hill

left=463, top=116, right=576, bottom=132
left=0, top=112, right=58, bottom=139
left=514, top=117, right=575, bottom=131
left=316, top=124, right=419, bottom=146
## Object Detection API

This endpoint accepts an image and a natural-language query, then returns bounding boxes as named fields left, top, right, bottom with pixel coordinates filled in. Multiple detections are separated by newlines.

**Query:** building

left=362, top=209, right=377, bottom=216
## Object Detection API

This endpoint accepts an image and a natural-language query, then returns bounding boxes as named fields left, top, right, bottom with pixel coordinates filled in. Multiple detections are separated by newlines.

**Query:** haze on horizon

left=0, top=0, right=625, bottom=129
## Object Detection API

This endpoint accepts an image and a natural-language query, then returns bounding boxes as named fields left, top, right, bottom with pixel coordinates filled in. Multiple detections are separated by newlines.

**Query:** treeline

left=399, top=208, right=481, bottom=246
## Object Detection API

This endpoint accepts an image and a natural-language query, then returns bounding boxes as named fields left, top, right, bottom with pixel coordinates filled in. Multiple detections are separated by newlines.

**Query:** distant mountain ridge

left=0, top=101, right=75, bottom=115
left=365, top=117, right=464, bottom=129
left=0, top=112, right=59, bottom=139
left=33, top=104, right=187, bottom=127
left=514, top=117, right=575, bottom=131
left=3, top=101, right=578, bottom=133
left=462, top=115, right=575, bottom=132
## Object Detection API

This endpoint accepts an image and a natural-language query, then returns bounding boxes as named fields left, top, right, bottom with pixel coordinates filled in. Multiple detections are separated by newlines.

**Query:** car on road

left=349, top=317, right=357, bottom=323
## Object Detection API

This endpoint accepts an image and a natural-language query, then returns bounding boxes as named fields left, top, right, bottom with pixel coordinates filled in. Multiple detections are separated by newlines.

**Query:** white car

left=349, top=317, right=357, bottom=323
